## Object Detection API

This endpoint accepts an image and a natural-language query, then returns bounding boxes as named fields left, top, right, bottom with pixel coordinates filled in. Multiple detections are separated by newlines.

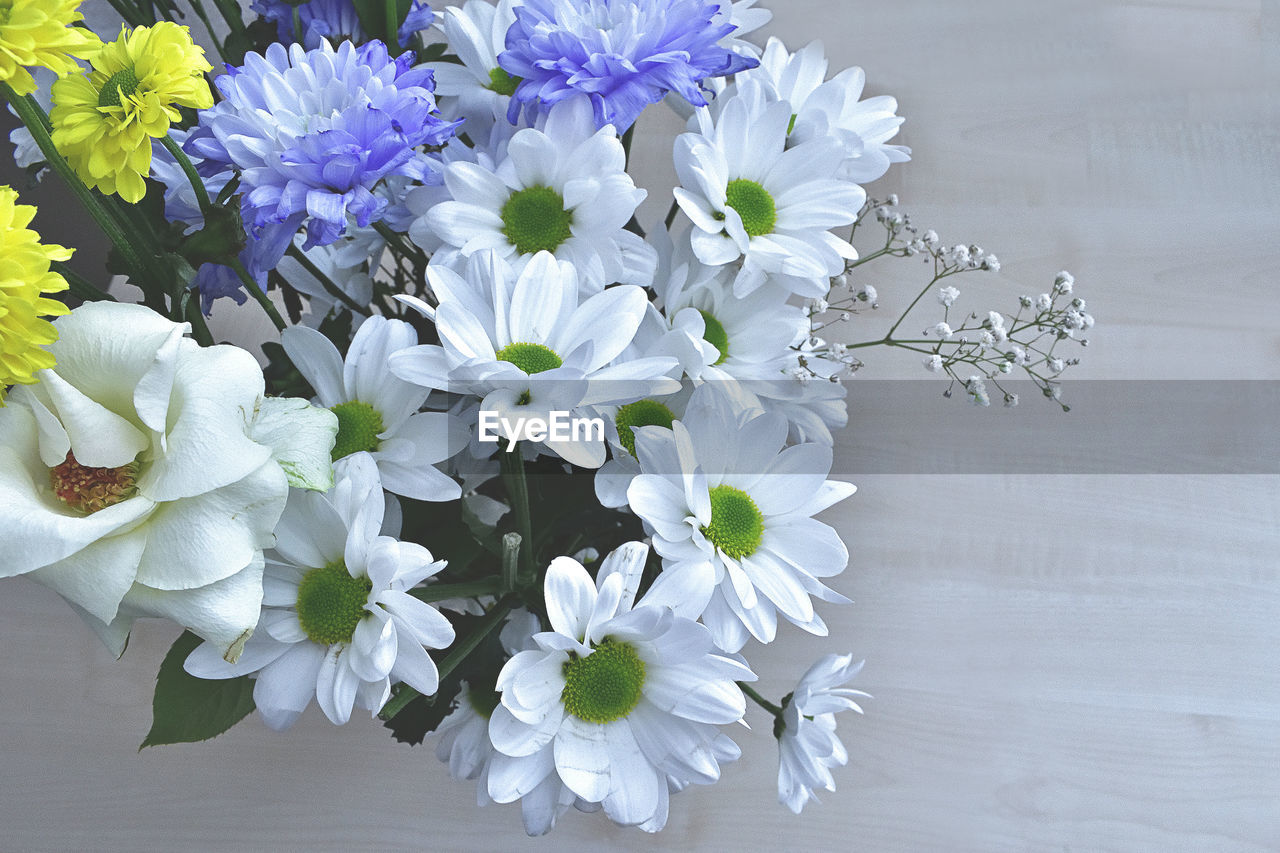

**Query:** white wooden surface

left=3, top=1, right=1280, bottom=850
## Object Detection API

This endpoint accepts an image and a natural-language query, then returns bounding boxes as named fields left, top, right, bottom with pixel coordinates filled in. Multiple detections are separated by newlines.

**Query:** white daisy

left=674, top=79, right=865, bottom=298
left=486, top=542, right=753, bottom=832
left=741, top=38, right=911, bottom=185
left=777, top=654, right=870, bottom=813
left=388, top=251, right=679, bottom=468
left=432, top=608, right=583, bottom=835
left=625, top=383, right=855, bottom=652
left=425, top=0, right=521, bottom=138
left=184, top=454, right=456, bottom=730
left=416, top=95, right=656, bottom=292
left=282, top=314, right=468, bottom=501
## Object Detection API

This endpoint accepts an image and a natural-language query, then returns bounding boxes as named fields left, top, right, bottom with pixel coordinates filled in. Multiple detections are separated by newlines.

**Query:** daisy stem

left=379, top=598, right=516, bottom=721
left=740, top=683, right=784, bottom=717
left=502, top=532, right=522, bottom=593
left=408, top=579, right=504, bottom=603
left=284, top=245, right=365, bottom=313
left=104, top=0, right=147, bottom=26
left=159, top=134, right=213, bottom=216
left=621, top=125, right=635, bottom=169
left=229, top=257, right=287, bottom=332
left=385, top=0, right=401, bottom=48
left=186, top=1, right=230, bottom=63
left=664, top=198, right=679, bottom=231
left=0, top=84, right=152, bottom=285
left=499, top=445, right=534, bottom=578
left=209, top=0, right=248, bottom=37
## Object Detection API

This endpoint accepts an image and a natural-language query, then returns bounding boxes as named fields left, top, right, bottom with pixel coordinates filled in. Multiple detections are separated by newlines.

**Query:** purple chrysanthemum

left=185, top=40, right=458, bottom=277
left=252, top=0, right=435, bottom=50
left=499, top=0, right=758, bottom=131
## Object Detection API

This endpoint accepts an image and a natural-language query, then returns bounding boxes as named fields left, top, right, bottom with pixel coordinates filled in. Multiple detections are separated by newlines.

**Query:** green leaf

left=141, top=631, right=256, bottom=749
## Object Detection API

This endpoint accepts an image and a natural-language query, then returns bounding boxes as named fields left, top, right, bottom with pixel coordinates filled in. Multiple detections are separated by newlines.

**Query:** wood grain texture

left=2, top=1, right=1278, bottom=850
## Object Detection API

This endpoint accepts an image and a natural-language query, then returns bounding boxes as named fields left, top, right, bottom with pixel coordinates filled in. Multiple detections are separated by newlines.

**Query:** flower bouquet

left=0, top=0, right=1093, bottom=835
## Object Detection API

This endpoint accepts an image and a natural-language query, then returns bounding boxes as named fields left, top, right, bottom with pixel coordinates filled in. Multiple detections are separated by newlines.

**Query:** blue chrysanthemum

left=252, top=0, right=435, bottom=50
left=499, top=0, right=758, bottom=131
left=185, top=39, right=459, bottom=277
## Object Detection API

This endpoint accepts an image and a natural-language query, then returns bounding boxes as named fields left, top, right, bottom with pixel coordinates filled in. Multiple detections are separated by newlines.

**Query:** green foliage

left=141, top=631, right=256, bottom=749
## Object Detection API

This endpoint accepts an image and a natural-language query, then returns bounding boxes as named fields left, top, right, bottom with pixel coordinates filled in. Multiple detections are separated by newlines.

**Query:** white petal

left=543, top=557, right=596, bottom=642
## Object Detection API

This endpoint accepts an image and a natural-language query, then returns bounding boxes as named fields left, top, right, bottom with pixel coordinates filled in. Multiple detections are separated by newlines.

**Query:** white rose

left=0, top=302, right=337, bottom=662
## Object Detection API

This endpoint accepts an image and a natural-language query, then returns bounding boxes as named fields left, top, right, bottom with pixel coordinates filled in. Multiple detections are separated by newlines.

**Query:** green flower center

left=97, top=68, right=141, bottom=108
left=496, top=341, right=562, bottom=375
left=698, top=310, right=729, bottom=365
left=486, top=66, right=521, bottom=96
left=501, top=185, right=574, bottom=255
left=330, top=400, right=385, bottom=461
left=295, top=562, right=372, bottom=646
left=614, top=399, right=676, bottom=457
left=724, top=178, right=776, bottom=238
left=49, top=451, right=140, bottom=514
left=561, top=640, right=646, bottom=724
left=701, top=484, right=765, bottom=559
left=0, top=1, right=11, bottom=24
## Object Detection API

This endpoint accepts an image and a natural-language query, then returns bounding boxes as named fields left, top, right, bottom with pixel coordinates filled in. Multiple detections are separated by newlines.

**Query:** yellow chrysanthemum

left=0, top=0, right=101, bottom=95
left=50, top=22, right=213, bottom=203
left=0, top=186, right=71, bottom=403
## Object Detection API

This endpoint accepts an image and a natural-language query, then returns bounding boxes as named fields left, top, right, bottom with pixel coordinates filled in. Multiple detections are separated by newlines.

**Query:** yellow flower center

left=49, top=451, right=140, bottom=514
left=97, top=68, right=141, bottom=108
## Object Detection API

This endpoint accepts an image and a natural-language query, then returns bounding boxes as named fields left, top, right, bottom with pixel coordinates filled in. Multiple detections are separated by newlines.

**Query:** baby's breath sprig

left=793, top=196, right=1093, bottom=410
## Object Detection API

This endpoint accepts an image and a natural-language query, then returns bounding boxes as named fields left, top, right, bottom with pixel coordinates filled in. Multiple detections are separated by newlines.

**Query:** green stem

left=621, top=125, right=635, bottom=169
left=182, top=293, right=215, bottom=347
left=229, top=257, right=287, bottom=331
left=886, top=273, right=946, bottom=340
left=0, top=84, right=151, bottom=279
left=186, top=0, right=229, bottom=63
left=408, top=579, right=503, bottom=603
left=105, top=0, right=147, bottom=26
left=501, top=532, right=521, bottom=594
left=664, top=198, right=679, bottom=231
left=51, top=261, right=116, bottom=302
left=285, top=245, right=365, bottom=313
left=385, top=0, right=400, bottom=47
left=159, top=134, right=212, bottom=216
left=740, top=682, right=783, bottom=717
left=210, top=0, right=247, bottom=36
left=379, top=598, right=515, bottom=720
left=499, top=445, right=534, bottom=578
